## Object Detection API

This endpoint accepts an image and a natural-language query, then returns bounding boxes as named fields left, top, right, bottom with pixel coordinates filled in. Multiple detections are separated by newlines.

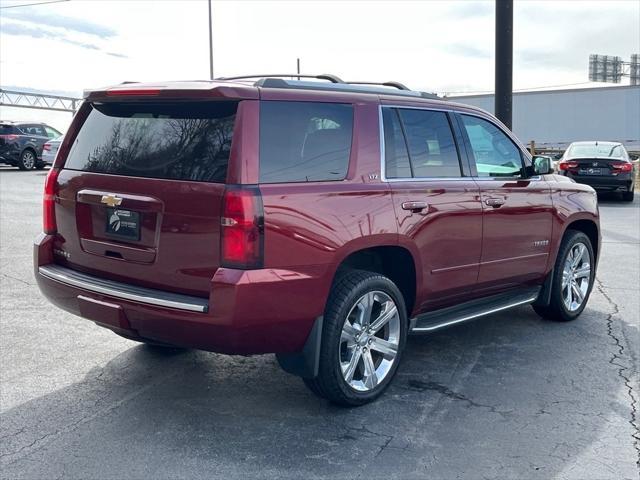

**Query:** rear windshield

left=568, top=143, right=624, bottom=158
left=259, top=101, right=353, bottom=183
left=65, top=101, right=238, bottom=183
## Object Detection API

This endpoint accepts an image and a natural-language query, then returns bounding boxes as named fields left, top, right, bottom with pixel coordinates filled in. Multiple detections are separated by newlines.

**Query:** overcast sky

left=1, top=0, right=639, bottom=130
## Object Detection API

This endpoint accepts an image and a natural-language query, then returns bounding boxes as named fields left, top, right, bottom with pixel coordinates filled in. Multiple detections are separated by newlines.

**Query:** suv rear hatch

left=51, top=99, right=239, bottom=297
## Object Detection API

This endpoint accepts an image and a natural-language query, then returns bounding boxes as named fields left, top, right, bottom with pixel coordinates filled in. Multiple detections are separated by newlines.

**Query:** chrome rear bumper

left=38, top=264, right=209, bottom=313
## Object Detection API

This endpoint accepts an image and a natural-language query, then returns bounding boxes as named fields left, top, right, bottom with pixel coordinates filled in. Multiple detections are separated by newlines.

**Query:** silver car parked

left=42, top=135, right=64, bottom=165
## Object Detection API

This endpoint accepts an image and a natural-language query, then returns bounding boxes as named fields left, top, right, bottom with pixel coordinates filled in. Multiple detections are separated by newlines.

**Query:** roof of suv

left=85, top=75, right=489, bottom=117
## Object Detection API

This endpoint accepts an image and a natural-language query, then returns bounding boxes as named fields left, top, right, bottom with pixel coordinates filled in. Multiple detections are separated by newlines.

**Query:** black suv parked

left=0, top=121, right=62, bottom=170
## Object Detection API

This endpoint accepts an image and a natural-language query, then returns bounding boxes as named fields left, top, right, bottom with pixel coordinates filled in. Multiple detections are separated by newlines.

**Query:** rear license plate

left=105, top=208, right=140, bottom=241
left=579, top=168, right=603, bottom=175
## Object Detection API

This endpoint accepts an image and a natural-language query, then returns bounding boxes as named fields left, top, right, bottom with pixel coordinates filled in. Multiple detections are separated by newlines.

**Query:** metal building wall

left=451, top=85, right=640, bottom=150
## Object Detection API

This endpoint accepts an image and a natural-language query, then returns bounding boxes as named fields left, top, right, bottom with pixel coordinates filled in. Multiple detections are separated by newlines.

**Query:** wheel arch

left=22, top=146, right=38, bottom=157
left=563, top=218, right=600, bottom=262
left=536, top=217, right=599, bottom=308
left=334, top=244, right=419, bottom=318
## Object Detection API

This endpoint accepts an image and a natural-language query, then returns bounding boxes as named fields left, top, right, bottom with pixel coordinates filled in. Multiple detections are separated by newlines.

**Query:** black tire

left=303, top=269, right=408, bottom=406
left=622, top=187, right=634, bottom=202
left=17, top=149, right=37, bottom=170
left=35, top=162, right=46, bottom=170
left=533, top=230, right=595, bottom=322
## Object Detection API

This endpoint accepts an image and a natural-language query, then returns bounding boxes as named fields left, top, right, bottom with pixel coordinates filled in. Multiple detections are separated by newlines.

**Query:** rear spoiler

left=83, top=81, right=259, bottom=102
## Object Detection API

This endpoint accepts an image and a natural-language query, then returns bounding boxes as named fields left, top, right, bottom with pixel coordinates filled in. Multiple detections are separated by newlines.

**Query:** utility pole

left=495, top=0, right=513, bottom=130
left=208, top=0, right=214, bottom=79
left=297, top=58, right=301, bottom=80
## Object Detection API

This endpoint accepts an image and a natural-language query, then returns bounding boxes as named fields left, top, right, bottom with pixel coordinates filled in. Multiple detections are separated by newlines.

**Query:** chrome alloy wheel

left=22, top=151, right=35, bottom=169
left=562, top=242, right=591, bottom=312
left=339, top=291, right=401, bottom=392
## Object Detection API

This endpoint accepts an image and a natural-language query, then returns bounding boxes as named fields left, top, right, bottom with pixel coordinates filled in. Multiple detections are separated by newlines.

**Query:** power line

left=0, top=0, right=69, bottom=9
left=445, top=81, right=595, bottom=96
left=514, top=81, right=595, bottom=92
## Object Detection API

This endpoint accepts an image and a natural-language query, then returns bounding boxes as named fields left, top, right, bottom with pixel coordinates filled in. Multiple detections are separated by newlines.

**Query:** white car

left=42, top=135, right=63, bottom=165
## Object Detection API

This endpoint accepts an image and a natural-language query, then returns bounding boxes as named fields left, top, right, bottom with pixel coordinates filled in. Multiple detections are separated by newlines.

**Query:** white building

left=449, top=85, right=640, bottom=152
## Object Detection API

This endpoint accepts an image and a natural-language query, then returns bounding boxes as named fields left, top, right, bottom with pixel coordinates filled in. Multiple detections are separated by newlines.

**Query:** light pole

left=495, top=0, right=513, bottom=130
left=208, top=0, right=214, bottom=79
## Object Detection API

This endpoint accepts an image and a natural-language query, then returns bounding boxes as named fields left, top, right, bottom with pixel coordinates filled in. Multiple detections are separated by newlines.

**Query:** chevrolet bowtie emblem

left=101, top=194, right=122, bottom=207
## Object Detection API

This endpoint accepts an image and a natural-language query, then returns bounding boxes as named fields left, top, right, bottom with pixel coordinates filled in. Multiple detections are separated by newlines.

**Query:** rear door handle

left=484, top=197, right=506, bottom=208
left=401, top=201, right=429, bottom=212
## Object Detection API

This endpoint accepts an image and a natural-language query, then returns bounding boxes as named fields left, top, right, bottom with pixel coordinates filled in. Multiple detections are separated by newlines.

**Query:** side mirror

left=533, top=155, right=553, bottom=175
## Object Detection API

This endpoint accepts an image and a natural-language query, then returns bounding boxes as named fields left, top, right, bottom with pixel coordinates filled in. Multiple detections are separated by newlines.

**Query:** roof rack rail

left=216, top=73, right=344, bottom=83
left=216, top=74, right=441, bottom=100
left=345, top=81, right=410, bottom=91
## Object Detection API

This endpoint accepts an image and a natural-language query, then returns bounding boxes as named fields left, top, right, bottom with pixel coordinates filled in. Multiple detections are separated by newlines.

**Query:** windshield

left=568, top=144, right=624, bottom=158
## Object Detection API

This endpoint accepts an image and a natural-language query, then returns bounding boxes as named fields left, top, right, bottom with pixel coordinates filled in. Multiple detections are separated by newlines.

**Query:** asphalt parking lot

left=1, top=167, right=638, bottom=480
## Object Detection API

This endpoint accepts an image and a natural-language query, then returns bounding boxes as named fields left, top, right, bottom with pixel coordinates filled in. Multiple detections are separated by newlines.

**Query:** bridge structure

left=0, top=88, right=81, bottom=114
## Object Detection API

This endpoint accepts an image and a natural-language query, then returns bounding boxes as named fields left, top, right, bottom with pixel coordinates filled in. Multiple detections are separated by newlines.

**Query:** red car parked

left=34, top=75, right=600, bottom=405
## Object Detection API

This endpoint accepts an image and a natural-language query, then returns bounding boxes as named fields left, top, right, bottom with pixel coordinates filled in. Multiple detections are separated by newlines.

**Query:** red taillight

left=106, top=89, right=161, bottom=96
left=221, top=187, right=264, bottom=269
left=558, top=161, right=578, bottom=171
left=0, top=134, right=19, bottom=141
left=611, top=162, right=633, bottom=172
left=43, top=143, right=51, bottom=151
left=43, top=168, right=59, bottom=234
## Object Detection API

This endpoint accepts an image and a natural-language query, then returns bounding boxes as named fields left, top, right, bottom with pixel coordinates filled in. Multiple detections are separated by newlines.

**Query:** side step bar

left=39, top=264, right=209, bottom=313
left=409, top=287, right=540, bottom=334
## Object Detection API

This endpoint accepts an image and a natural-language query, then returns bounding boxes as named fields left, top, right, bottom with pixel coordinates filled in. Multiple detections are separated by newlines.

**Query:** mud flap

left=276, top=316, right=323, bottom=379
left=532, top=268, right=553, bottom=307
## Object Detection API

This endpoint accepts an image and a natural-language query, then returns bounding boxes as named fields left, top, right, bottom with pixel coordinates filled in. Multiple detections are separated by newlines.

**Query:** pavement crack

left=0, top=365, right=188, bottom=465
left=0, top=427, right=26, bottom=441
left=401, top=379, right=512, bottom=418
left=0, top=430, right=58, bottom=462
left=375, top=435, right=394, bottom=458
left=335, top=424, right=395, bottom=479
left=596, top=279, right=640, bottom=467
left=1, top=273, right=34, bottom=287
left=336, top=424, right=394, bottom=457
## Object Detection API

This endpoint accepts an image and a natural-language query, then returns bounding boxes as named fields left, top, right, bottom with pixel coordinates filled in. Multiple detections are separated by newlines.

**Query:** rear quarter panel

left=257, top=102, right=399, bottom=319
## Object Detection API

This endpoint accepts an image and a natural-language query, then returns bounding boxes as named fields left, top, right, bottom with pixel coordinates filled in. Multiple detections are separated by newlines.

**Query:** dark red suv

left=34, top=75, right=600, bottom=405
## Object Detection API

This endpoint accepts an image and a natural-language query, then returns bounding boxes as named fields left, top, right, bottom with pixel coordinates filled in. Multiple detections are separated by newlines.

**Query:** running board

left=409, top=287, right=540, bottom=334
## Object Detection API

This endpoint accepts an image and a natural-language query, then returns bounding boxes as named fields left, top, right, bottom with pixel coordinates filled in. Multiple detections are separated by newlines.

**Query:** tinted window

left=20, top=125, right=46, bottom=136
left=65, top=102, right=238, bottom=183
left=382, top=108, right=412, bottom=178
left=0, top=125, right=16, bottom=134
left=259, top=101, right=352, bottom=183
left=45, top=126, right=61, bottom=139
left=460, top=115, right=523, bottom=177
left=398, top=109, right=461, bottom=178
